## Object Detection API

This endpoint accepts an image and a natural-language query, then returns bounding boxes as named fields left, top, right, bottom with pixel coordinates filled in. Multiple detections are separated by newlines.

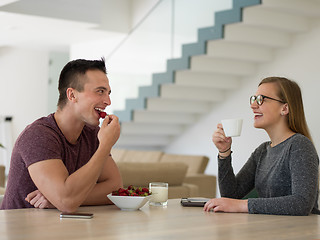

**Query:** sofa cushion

left=184, top=174, right=216, bottom=198
left=121, top=150, right=163, bottom=163
left=160, top=154, right=209, bottom=175
left=168, top=184, right=199, bottom=199
left=110, top=148, right=127, bottom=162
left=117, top=162, right=188, bottom=187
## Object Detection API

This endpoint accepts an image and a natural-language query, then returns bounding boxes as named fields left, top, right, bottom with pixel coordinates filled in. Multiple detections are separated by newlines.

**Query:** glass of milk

left=149, top=182, right=168, bottom=206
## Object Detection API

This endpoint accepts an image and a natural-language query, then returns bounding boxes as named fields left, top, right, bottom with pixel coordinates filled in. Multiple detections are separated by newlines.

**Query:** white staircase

left=115, top=0, right=320, bottom=149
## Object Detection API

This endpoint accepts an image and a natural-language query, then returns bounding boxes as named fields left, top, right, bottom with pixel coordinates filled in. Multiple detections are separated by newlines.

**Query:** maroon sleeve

left=17, top=123, right=63, bottom=168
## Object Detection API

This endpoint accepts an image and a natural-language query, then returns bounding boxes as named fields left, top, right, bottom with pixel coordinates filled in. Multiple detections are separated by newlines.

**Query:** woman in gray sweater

left=204, top=77, right=319, bottom=215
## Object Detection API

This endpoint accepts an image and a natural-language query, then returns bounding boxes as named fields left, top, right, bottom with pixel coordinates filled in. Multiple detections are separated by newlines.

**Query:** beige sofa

left=111, top=149, right=216, bottom=199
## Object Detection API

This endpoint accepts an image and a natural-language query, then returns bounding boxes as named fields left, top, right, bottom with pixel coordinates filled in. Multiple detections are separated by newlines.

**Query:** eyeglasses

left=250, top=95, right=286, bottom=106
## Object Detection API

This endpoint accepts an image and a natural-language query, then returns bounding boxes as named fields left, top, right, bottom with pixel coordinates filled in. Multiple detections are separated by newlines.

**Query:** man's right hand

left=98, top=114, right=120, bottom=150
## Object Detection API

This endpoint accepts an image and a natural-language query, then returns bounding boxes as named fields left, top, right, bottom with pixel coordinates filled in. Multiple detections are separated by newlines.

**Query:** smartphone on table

left=60, top=212, right=93, bottom=219
left=180, top=198, right=210, bottom=207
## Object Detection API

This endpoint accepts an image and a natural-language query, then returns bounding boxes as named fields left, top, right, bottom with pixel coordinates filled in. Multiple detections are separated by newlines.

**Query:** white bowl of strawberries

left=107, top=185, right=152, bottom=211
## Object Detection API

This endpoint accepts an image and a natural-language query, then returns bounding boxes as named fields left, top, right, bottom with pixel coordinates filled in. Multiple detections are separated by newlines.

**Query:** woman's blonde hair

left=259, top=77, right=312, bottom=141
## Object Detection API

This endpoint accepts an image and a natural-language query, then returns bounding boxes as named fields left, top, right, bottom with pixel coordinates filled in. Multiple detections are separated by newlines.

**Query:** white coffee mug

left=221, top=118, right=243, bottom=137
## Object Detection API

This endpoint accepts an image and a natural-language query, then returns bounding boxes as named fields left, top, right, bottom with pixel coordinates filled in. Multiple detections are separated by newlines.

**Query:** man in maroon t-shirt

left=1, top=58, right=123, bottom=212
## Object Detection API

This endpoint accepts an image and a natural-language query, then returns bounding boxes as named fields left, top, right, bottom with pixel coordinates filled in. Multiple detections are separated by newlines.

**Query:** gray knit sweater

left=218, top=133, right=320, bottom=215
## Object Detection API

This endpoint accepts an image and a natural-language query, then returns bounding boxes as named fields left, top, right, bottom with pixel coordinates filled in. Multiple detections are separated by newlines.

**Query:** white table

left=0, top=199, right=319, bottom=239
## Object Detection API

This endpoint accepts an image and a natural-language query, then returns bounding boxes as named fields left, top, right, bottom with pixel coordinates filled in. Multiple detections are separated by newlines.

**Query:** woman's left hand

left=203, top=197, right=248, bottom=213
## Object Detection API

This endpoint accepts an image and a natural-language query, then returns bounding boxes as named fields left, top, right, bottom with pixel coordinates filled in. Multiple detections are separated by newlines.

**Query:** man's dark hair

left=57, top=58, right=107, bottom=108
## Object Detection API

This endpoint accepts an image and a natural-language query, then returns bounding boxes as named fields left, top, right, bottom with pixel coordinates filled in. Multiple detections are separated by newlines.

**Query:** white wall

left=165, top=21, right=320, bottom=196
left=0, top=47, right=49, bottom=167
left=131, top=0, right=160, bottom=27
left=48, top=52, right=70, bottom=113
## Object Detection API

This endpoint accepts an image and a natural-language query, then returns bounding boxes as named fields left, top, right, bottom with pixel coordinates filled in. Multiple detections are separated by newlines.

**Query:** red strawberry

left=99, top=111, right=107, bottom=119
left=142, top=188, right=149, bottom=193
left=113, top=185, right=152, bottom=197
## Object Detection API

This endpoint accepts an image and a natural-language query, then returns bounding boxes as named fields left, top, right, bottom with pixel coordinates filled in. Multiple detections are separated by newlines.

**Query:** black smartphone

left=180, top=198, right=209, bottom=207
left=60, top=212, right=93, bottom=219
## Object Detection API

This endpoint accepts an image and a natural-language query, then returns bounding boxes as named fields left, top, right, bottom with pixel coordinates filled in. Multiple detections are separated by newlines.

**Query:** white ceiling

left=0, top=0, right=132, bottom=51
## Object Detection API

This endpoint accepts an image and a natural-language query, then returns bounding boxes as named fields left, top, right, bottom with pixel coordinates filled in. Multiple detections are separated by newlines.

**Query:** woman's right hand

left=212, top=123, right=232, bottom=157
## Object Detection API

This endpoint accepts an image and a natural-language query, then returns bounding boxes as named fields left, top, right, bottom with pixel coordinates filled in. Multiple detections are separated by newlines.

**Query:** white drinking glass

left=221, top=118, right=243, bottom=137
left=149, top=182, right=168, bottom=206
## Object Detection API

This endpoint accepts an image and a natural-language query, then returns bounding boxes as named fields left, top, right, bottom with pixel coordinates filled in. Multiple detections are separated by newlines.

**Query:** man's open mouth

left=95, top=108, right=107, bottom=119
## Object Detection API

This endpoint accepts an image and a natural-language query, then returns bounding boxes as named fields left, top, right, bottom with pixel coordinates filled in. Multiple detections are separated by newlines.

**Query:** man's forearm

left=81, top=177, right=123, bottom=206
left=80, top=155, right=123, bottom=206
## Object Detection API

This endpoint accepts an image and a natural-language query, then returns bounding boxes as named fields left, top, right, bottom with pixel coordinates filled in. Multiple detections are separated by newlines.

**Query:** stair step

left=121, top=122, right=184, bottom=135
left=262, top=0, right=320, bottom=18
left=146, top=98, right=213, bottom=113
left=111, top=0, right=320, bottom=149
left=224, top=23, right=292, bottom=48
left=160, top=84, right=225, bottom=102
left=116, top=135, right=171, bottom=148
left=206, top=40, right=273, bottom=62
left=243, top=5, right=310, bottom=33
left=190, top=55, right=257, bottom=76
left=175, top=71, right=241, bottom=89
left=133, top=110, right=198, bottom=124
